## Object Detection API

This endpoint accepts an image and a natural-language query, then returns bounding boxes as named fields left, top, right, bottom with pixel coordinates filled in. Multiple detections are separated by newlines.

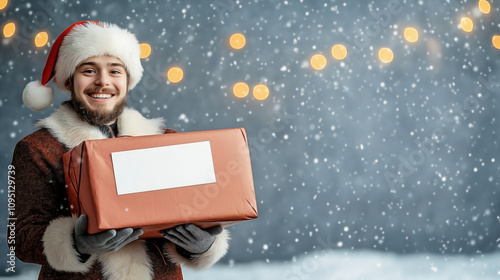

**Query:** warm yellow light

left=460, top=17, right=474, bottom=32
left=3, top=22, right=15, bottom=38
left=331, top=44, right=348, bottom=60
left=140, top=43, right=152, bottom=59
left=34, top=32, right=48, bottom=47
left=478, top=0, right=491, bottom=14
left=310, top=54, right=327, bottom=70
left=403, top=27, right=419, bottom=43
left=233, top=82, right=250, bottom=98
left=378, top=47, right=394, bottom=63
left=253, top=84, right=269, bottom=101
left=0, top=0, right=8, bottom=10
left=493, top=35, right=500, bottom=50
left=167, top=67, right=184, bottom=83
left=229, top=33, right=246, bottom=50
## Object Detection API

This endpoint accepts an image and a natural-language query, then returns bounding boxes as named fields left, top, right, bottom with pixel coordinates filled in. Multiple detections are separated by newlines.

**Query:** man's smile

left=87, top=92, right=114, bottom=100
left=84, top=87, right=119, bottom=102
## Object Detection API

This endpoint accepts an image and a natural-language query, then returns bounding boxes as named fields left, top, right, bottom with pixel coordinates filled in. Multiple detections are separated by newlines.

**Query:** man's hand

left=161, top=224, right=223, bottom=255
left=73, top=215, right=143, bottom=256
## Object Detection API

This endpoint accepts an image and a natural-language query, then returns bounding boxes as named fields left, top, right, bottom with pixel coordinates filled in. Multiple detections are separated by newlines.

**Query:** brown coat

left=11, top=104, right=229, bottom=280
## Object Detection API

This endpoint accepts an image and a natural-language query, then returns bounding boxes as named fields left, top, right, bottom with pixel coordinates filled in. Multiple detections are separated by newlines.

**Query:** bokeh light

left=403, top=27, right=419, bottom=43
left=167, top=66, right=184, bottom=83
left=378, top=47, right=394, bottom=63
left=233, top=82, right=250, bottom=98
left=460, top=17, right=474, bottom=32
left=478, top=0, right=491, bottom=14
left=493, top=35, right=500, bottom=50
left=331, top=44, right=348, bottom=60
left=34, top=31, right=48, bottom=47
left=3, top=22, right=15, bottom=38
left=140, top=43, right=152, bottom=59
left=229, top=33, right=246, bottom=50
left=0, top=0, right=8, bottom=10
left=310, top=54, right=327, bottom=70
left=253, top=84, right=269, bottom=101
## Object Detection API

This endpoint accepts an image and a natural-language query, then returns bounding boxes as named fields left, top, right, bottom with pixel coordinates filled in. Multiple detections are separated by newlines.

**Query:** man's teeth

left=90, top=93, right=112, bottom=99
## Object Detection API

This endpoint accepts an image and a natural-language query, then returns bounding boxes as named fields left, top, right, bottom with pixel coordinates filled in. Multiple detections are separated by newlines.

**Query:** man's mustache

left=83, top=87, right=119, bottom=95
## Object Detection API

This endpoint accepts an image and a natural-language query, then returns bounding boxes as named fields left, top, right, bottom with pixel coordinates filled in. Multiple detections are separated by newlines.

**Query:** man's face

left=68, top=55, right=129, bottom=125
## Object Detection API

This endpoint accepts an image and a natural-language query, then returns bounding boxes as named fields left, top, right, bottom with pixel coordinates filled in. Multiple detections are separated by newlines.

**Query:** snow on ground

left=6, top=249, right=500, bottom=280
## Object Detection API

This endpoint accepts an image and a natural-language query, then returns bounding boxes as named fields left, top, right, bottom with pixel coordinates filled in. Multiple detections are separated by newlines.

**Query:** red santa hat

left=22, top=21, right=144, bottom=111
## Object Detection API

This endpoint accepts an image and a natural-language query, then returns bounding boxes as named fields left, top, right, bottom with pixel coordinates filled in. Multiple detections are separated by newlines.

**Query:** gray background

left=1, top=0, right=500, bottom=275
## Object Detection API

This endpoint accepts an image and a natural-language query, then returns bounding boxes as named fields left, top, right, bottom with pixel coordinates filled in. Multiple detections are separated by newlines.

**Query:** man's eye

left=110, top=70, right=122, bottom=75
left=83, top=69, right=96, bottom=74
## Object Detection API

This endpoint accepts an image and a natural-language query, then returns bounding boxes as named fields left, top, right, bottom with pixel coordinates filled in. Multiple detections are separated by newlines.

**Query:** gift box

left=63, top=127, right=258, bottom=238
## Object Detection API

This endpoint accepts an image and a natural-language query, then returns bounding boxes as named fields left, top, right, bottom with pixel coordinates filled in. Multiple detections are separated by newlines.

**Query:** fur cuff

left=98, top=240, right=153, bottom=280
left=165, top=228, right=230, bottom=269
left=42, top=216, right=97, bottom=272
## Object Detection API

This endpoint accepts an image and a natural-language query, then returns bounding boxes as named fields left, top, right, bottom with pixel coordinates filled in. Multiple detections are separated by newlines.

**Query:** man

left=12, top=21, right=230, bottom=279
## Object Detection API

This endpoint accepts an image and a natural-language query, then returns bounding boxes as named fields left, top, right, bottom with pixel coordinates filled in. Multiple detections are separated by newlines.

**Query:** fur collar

left=36, top=104, right=165, bottom=149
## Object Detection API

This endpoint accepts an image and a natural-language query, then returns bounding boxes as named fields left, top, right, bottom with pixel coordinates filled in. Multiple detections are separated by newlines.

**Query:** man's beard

left=70, top=90, right=127, bottom=126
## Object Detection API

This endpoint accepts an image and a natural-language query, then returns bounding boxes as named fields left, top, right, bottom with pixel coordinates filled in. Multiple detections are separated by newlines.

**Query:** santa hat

left=22, top=21, right=144, bottom=111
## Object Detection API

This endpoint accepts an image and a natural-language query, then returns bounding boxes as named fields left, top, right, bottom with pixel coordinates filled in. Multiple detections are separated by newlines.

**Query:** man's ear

left=64, top=79, right=72, bottom=90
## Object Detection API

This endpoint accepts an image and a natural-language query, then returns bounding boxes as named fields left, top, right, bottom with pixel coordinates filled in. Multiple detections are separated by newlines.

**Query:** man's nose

left=95, top=72, right=111, bottom=86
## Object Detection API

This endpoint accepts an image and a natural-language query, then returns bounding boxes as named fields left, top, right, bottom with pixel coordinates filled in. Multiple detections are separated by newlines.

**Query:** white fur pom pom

left=22, top=81, right=54, bottom=111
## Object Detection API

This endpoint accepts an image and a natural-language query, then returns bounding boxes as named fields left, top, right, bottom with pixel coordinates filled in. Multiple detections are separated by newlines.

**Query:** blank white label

left=111, top=141, right=216, bottom=195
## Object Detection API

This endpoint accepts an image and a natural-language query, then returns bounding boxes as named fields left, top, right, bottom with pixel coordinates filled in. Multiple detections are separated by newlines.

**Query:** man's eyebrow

left=77, top=61, right=98, bottom=68
left=109, top=62, right=126, bottom=68
left=77, top=61, right=126, bottom=69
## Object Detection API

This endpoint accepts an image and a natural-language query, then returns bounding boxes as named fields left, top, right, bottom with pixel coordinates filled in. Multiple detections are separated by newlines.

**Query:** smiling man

left=12, top=21, right=230, bottom=280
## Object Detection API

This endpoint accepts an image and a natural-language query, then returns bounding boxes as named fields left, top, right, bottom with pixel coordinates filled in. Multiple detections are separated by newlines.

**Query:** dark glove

left=73, top=215, right=143, bottom=256
left=161, top=224, right=223, bottom=255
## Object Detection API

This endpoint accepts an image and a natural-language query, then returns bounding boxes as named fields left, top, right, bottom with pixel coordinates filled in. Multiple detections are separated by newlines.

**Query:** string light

left=403, top=27, right=419, bottom=43
left=3, top=0, right=496, bottom=106
left=3, top=22, right=15, bottom=38
left=253, top=84, right=269, bottom=100
left=378, top=47, right=394, bottom=63
left=492, top=35, right=500, bottom=50
left=460, top=17, right=474, bottom=32
left=331, top=44, right=348, bottom=60
left=34, top=31, right=48, bottom=47
left=233, top=82, right=250, bottom=98
left=167, top=66, right=184, bottom=83
left=140, top=43, right=152, bottom=59
left=229, top=33, right=246, bottom=50
left=0, top=0, right=8, bottom=10
left=310, top=54, right=327, bottom=70
left=478, top=0, right=491, bottom=14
